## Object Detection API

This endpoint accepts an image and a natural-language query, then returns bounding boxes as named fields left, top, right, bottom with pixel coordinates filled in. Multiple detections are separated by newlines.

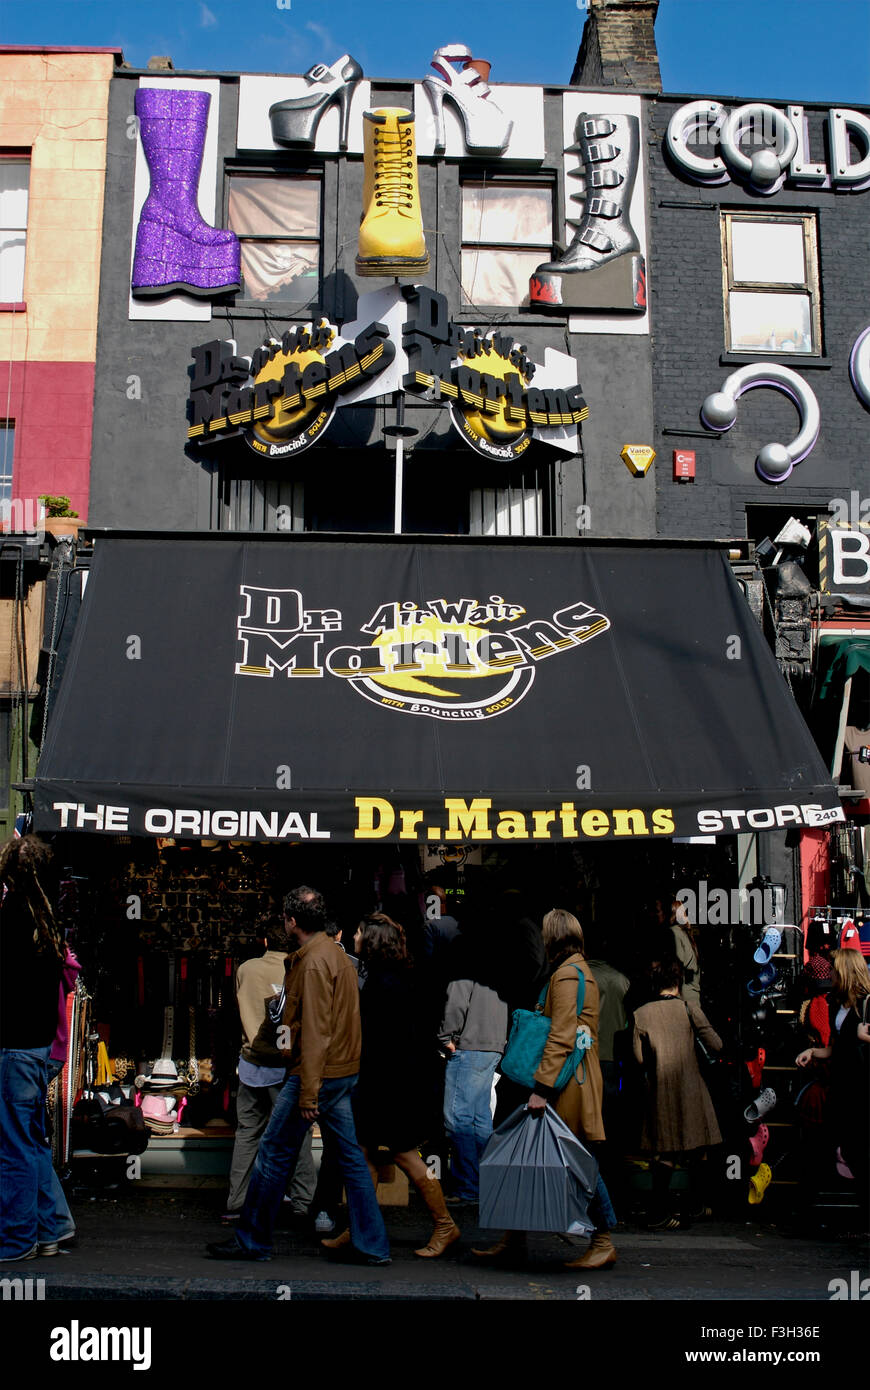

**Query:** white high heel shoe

left=422, top=44, right=513, bottom=154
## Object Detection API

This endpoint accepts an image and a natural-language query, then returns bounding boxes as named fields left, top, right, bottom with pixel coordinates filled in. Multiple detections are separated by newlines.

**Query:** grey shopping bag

left=478, top=1104, right=599, bottom=1234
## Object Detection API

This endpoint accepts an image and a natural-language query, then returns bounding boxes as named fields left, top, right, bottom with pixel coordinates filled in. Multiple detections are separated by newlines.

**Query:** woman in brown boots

left=321, top=913, right=459, bottom=1259
left=473, top=908, right=618, bottom=1270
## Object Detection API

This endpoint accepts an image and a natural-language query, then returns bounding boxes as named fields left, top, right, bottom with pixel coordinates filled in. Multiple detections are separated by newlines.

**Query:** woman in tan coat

left=473, top=910, right=618, bottom=1270
left=633, top=955, right=723, bottom=1228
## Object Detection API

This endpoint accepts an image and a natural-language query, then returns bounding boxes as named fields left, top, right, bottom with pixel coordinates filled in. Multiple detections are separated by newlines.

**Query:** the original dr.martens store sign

left=400, top=287, right=588, bottom=461
left=185, top=285, right=586, bottom=463
left=34, top=539, right=844, bottom=844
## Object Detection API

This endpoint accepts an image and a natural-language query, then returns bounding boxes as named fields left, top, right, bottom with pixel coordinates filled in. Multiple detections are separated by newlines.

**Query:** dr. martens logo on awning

left=235, top=585, right=610, bottom=722
left=186, top=319, right=395, bottom=459
left=401, top=286, right=589, bottom=461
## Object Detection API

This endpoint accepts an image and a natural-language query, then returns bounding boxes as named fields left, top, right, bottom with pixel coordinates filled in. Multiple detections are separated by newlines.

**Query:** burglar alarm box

left=674, top=449, right=695, bottom=481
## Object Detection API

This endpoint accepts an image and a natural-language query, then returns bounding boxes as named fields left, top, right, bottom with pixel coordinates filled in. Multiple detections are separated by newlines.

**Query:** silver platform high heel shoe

left=422, top=44, right=513, bottom=154
left=270, top=54, right=363, bottom=150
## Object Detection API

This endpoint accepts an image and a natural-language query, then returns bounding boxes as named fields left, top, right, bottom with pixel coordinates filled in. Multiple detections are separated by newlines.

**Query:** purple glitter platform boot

left=131, top=87, right=240, bottom=299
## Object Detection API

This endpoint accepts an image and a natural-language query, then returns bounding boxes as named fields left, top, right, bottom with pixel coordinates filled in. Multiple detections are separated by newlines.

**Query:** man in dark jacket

left=206, top=897, right=389, bottom=1264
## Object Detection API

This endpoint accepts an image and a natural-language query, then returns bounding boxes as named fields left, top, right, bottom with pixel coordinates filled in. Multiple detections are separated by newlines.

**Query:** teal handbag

left=500, top=964, right=590, bottom=1092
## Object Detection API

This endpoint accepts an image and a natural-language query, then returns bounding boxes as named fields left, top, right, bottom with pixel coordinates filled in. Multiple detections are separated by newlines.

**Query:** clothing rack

left=809, top=905, right=867, bottom=921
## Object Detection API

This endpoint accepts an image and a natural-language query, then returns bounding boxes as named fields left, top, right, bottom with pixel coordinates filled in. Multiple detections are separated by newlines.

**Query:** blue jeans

left=590, top=1174, right=617, bottom=1232
left=0, top=1047, right=66, bottom=1258
left=443, top=1049, right=499, bottom=1201
left=235, top=1073, right=389, bottom=1260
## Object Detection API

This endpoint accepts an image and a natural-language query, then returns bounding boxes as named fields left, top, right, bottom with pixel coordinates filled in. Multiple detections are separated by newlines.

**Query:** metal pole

left=393, top=434, right=404, bottom=535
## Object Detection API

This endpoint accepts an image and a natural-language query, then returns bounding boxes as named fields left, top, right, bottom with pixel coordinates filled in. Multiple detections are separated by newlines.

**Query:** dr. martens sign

left=187, top=319, right=394, bottom=459
left=185, top=285, right=587, bottom=464
left=401, top=286, right=588, bottom=461
left=667, top=101, right=870, bottom=193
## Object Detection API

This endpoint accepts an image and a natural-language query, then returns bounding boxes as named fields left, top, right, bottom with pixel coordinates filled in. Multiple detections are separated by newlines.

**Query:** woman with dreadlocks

left=0, top=834, right=72, bottom=1260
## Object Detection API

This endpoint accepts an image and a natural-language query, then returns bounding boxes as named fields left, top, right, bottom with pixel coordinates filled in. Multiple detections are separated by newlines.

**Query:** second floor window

left=0, top=156, right=30, bottom=303
left=227, top=174, right=321, bottom=306
left=721, top=212, right=820, bottom=355
left=461, top=182, right=553, bottom=309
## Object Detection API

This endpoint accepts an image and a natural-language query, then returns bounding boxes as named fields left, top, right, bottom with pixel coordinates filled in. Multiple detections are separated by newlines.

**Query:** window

left=227, top=174, right=321, bottom=305
left=0, top=422, right=13, bottom=507
left=469, top=483, right=544, bottom=537
left=214, top=473, right=305, bottom=533
left=0, top=156, right=30, bottom=303
left=721, top=213, right=820, bottom=355
left=461, top=182, right=553, bottom=308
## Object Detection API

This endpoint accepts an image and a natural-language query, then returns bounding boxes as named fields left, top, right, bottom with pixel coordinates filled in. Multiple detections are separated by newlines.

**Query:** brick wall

left=0, top=51, right=115, bottom=364
left=647, top=96, right=870, bottom=539
left=571, top=0, right=662, bottom=92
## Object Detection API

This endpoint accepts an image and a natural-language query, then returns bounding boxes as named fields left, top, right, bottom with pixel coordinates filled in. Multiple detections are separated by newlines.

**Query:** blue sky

left=2, top=0, right=869, bottom=103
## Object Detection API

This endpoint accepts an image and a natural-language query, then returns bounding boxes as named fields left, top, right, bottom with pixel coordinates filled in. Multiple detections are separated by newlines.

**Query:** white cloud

left=305, top=20, right=334, bottom=52
left=200, top=3, right=218, bottom=28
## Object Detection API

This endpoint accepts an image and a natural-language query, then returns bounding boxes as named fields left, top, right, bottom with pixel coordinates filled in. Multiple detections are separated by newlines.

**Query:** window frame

left=0, top=421, right=14, bottom=508
left=224, top=166, right=324, bottom=311
left=0, top=151, right=31, bottom=305
left=720, top=210, right=821, bottom=358
left=459, top=175, right=556, bottom=311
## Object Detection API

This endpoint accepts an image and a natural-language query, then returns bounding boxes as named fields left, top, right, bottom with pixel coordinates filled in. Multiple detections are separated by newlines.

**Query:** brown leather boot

left=471, top=1230, right=527, bottom=1262
left=320, top=1228, right=351, bottom=1250
left=563, top=1232, right=617, bottom=1269
left=413, top=1174, right=460, bottom=1258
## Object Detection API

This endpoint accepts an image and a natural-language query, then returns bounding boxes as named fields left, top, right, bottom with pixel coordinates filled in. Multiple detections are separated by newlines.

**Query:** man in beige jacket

left=222, top=901, right=317, bottom=1224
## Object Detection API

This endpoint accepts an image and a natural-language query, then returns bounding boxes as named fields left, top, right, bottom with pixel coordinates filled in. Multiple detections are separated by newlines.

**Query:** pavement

left=5, top=1181, right=868, bottom=1303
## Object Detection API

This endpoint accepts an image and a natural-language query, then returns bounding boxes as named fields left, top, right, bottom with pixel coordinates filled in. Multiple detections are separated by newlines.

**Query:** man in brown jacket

left=207, top=897, right=389, bottom=1264
left=222, top=911, right=316, bottom=1224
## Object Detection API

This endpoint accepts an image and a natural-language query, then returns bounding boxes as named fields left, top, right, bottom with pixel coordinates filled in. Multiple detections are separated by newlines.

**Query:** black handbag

left=684, top=1002, right=720, bottom=1073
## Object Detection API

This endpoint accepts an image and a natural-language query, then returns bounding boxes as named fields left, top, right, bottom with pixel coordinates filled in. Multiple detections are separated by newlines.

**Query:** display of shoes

left=422, top=43, right=513, bottom=154
left=748, top=1123, right=770, bottom=1167
left=269, top=55, right=363, bottom=150
left=131, top=87, right=240, bottom=300
left=744, top=1087, right=777, bottom=1123
left=748, top=1162, right=773, bottom=1205
left=754, top=926, right=783, bottom=963
left=746, top=1047, right=766, bottom=1089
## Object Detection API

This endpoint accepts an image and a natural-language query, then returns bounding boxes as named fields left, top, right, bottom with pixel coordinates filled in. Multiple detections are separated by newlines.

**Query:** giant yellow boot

left=356, top=108, right=429, bottom=277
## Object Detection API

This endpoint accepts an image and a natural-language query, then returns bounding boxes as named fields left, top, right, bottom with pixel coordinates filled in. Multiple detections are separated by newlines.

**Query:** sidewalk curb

left=16, top=1274, right=481, bottom=1301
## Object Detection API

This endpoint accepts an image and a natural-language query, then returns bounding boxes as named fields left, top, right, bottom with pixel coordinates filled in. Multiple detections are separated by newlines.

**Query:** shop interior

left=44, top=827, right=865, bottom=1227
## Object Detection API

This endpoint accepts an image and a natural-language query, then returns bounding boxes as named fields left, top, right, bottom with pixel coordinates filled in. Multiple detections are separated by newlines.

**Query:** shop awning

left=33, top=535, right=843, bottom=843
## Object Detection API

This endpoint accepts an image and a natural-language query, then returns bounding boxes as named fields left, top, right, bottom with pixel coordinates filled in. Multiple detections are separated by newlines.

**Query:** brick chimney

left=571, top=0, right=661, bottom=91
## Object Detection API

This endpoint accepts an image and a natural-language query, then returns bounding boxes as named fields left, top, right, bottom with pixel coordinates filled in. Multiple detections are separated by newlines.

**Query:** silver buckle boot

left=530, top=113, right=645, bottom=312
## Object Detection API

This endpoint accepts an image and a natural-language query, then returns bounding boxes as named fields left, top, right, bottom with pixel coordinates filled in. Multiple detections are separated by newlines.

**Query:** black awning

left=33, top=536, right=842, bottom=844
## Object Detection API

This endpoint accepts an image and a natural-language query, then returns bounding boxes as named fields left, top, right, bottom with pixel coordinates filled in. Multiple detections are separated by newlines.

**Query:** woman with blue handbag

left=472, top=909, right=618, bottom=1270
